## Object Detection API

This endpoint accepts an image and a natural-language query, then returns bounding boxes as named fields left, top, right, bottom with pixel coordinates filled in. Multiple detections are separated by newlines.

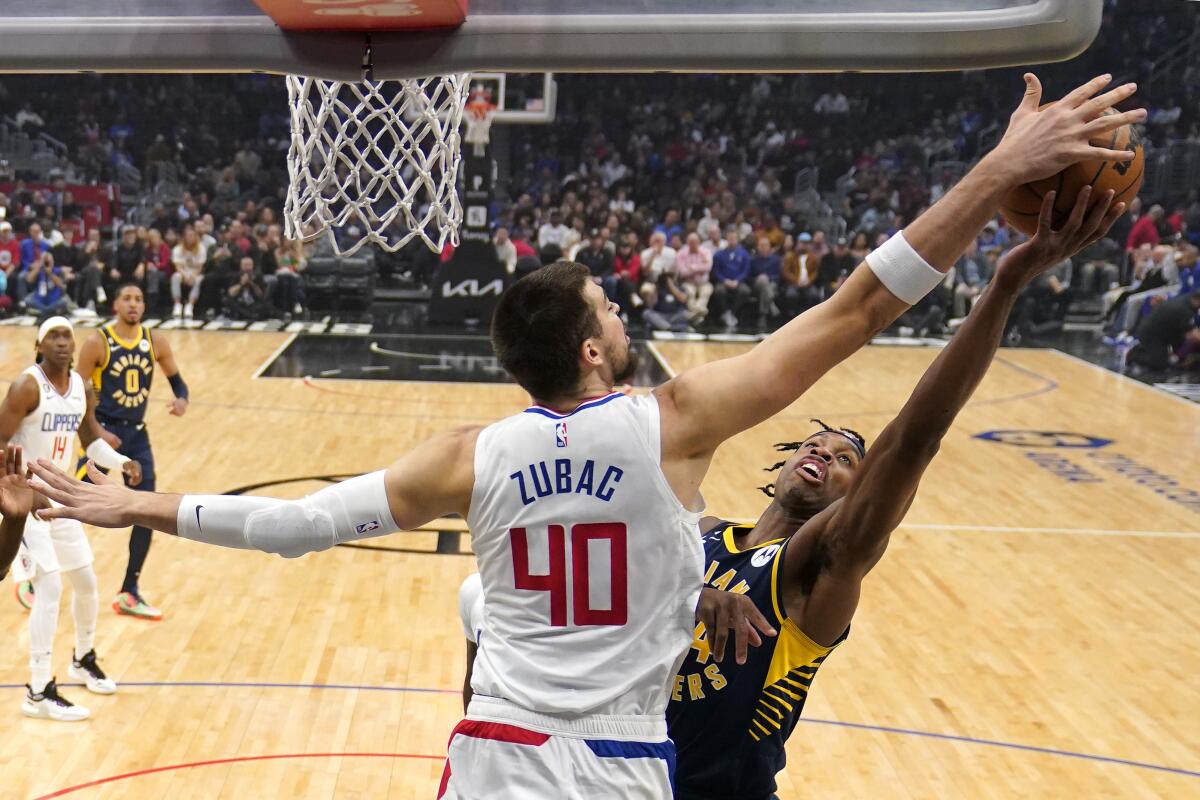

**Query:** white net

left=285, top=73, right=470, bottom=256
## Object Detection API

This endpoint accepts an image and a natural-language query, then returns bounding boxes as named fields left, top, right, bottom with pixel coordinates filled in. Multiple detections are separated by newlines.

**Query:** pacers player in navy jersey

left=667, top=187, right=1123, bottom=800
left=74, top=283, right=189, bottom=620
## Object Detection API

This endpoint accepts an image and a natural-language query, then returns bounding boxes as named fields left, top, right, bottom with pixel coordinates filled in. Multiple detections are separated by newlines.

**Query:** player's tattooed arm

left=788, top=189, right=1123, bottom=646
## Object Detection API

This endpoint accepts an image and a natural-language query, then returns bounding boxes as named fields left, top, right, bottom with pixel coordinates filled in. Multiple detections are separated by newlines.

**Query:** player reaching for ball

left=667, top=187, right=1124, bottom=800
left=24, top=74, right=1139, bottom=797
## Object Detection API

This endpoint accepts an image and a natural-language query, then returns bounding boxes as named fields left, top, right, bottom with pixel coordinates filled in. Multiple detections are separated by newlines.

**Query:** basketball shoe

left=113, top=591, right=163, bottom=620
left=69, top=650, right=117, bottom=695
left=22, top=679, right=90, bottom=722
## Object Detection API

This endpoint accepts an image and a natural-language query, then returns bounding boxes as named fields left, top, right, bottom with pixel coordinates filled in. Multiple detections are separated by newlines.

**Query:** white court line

left=899, top=522, right=1200, bottom=540
left=645, top=340, right=677, bottom=379
left=1048, top=348, right=1200, bottom=411
left=250, top=332, right=299, bottom=379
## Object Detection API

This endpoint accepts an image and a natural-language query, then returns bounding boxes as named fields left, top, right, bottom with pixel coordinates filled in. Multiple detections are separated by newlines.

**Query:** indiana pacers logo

left=108, top=352, right=153, bottom=409
left=974, top=430, right=1113, bottom=449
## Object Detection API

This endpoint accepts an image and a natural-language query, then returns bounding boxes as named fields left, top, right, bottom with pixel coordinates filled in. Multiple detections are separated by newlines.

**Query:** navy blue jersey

left=666, top=522, right=847, bottom=800
left=93, top=324, right=155, bottom=423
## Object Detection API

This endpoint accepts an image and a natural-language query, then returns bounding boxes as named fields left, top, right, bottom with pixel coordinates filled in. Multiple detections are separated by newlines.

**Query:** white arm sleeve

left=85, top=439, right=131, bottom=470
left=176, top=471, right=399, bottom=559
left=865, top=231, right=945, bottom=305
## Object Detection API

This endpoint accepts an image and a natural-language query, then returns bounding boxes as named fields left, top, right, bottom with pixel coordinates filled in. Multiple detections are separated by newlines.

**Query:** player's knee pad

left=244, top=500, right=336, bottom=559
left=33, top=570, right=63, bottom=607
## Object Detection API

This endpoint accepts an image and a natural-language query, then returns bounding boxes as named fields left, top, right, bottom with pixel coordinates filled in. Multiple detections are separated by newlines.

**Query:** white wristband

left=85, top=439, right=130, bottom=471
left=865, top=231, right=945, bottom=305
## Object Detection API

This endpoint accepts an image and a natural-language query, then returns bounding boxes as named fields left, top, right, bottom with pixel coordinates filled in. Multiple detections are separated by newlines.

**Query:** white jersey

left=10, top=365, right=86, bottom=473
left=466, top=392, right=704, bottom=735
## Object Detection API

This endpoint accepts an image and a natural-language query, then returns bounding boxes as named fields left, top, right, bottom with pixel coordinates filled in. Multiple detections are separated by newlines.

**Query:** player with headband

left=0, top=317, right=142, bottom=721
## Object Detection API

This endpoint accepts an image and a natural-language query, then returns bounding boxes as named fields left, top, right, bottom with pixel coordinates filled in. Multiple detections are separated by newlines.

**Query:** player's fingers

left=3, top=445, right=14, bottom=477
left=1015, top=73, right=1042, bottom=114
left=1061, top=74, right=1113, bottom=109
left=13, top=446, right=22, bottom=477
left=34, top=505, right=75, bottom=522
left=735, top=615, right=750, bottom=665
left=1089, top=201, right=1127, bottom=246
left=29, top=459, right=79, bottom=494
left=1036, top=191, right=1056, bottom=236
left=1081, top=146, right=1137, bottom=163
left=746, top=603, right=777, bottom=639
left=1075, top=81, right=1136, bottom=119
left=1083, top=108, right=1146, bottom=134
left=1059, top=185, right=1091, bottom=237
left=85, top=460, right=107, bottom=485
left=1079, top=189, right=1115, bottom=241
left=712, top=607, right=730, bottom=663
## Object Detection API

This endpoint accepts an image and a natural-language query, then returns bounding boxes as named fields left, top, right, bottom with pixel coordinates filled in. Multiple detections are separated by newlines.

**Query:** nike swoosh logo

left=195, top=505, right=204, bottom=532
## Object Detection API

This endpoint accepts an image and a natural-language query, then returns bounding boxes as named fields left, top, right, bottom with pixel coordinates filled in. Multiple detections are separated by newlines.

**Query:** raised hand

left=696, top=587, right=777, bottom=665
left=0, top=445, right=35, bottom=518
left=991, top=73, right=1145, bottom=186
left=996, top=187, right=1125, bottom=287
left=29, top=458, right=136, bottom=528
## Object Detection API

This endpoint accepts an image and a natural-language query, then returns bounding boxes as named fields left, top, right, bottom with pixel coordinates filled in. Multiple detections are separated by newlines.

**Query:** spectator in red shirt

left=1127, top=205, right=1163, bottom=251
left=612, top=239, right=642, bottom=314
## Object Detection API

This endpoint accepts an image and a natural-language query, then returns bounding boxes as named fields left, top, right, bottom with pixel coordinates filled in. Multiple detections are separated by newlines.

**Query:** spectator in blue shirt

left=749, top=236, right=782, bottom=330
left=24, top=251, right=69, bottom=318
left=19, top=222, right=51, bottom=269
left=710, top=228, right=752, bottom=330
left=654, top=209, right=685, bottom=243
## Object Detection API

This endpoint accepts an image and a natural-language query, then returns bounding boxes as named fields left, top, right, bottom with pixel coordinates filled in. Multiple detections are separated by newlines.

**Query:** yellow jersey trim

left=107, top=324, right=143, bottom=352
left=721, top=524, right=786, bottom=555
left=93, top=329, right=112, bottom=391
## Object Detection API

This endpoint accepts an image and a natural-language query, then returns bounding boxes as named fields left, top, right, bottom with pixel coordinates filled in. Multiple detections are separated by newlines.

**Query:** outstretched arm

left=788, top=188, right=1124, bottom=646
left=150, top=331, right=190, bottom=417
left=657, top=75, right=1140, bottom=462
left=0, top=445, right=40, bottom=582
left=29, top=426, right=481, bottom=557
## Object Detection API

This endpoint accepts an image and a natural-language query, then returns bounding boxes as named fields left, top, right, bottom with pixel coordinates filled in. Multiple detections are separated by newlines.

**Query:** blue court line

left=796, top=718, right=1200, bottom=780
left=5, top=680, right=1195, bottom=780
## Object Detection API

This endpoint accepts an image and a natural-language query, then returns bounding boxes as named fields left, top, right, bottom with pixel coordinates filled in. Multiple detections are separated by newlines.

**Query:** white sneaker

left=69, top=650, right=117, bottom=695
left=172, top=302, right=183, bottom=318
left=183, top=303, right=194, bottom=319
left=21, top=679, right=90, bottom=721
left=293, top=303, right=303, bottom=315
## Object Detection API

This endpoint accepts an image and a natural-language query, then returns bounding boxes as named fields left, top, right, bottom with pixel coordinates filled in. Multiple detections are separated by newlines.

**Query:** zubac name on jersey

left=94, top=324, right=154, bottom=422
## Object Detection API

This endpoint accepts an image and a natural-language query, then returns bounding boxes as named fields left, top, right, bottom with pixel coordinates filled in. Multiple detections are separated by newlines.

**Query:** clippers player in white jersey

left=23, top=75, right=1140, bottom=795
left=0, top=318, right=142, bottom=721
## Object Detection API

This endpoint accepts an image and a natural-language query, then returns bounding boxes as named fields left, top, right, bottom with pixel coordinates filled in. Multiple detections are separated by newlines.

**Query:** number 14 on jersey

left=511, top=523, right=628, bottom=627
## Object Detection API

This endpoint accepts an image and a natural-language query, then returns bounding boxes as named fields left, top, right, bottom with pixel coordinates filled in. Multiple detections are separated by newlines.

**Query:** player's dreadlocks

left=758, top=419, right=868, bottom=497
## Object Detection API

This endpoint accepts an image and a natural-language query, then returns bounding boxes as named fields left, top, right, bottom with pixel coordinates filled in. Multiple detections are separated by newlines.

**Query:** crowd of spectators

left=0, top=0, right=1195, bottom=370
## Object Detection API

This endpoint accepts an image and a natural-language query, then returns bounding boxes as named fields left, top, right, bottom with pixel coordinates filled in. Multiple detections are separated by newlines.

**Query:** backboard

left=0, top=0, right=1103, bottom=79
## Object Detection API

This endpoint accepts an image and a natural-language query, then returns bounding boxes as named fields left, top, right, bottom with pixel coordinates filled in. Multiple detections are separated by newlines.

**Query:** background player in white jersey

left=0, top=318, right=141, bottom=721
left=24, top=75, right=1139, bottom=794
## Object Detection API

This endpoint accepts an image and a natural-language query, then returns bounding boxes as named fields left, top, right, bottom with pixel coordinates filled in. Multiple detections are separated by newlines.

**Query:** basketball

left=1000, top=107, right=1144, bottom=235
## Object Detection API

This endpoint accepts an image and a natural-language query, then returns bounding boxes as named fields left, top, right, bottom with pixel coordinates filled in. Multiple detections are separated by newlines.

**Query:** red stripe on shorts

left=439, top=719, right=550, bottom=798
left=449, top=719, right=551, bottom=746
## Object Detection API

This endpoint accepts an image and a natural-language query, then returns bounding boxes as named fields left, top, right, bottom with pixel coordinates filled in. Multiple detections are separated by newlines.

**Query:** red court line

left=36, top=752, right=445, bottom=799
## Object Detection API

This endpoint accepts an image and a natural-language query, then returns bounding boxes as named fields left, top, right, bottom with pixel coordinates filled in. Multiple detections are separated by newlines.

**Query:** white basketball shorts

left=11, top=515, right=93, bottom=581
left=437, top=719, right=675, bottom=799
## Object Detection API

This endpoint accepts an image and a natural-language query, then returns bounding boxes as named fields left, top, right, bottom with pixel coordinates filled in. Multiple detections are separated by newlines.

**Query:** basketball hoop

left=284, top=73, right=470, bottom=256
left=463, top=99, right=497, bottom=158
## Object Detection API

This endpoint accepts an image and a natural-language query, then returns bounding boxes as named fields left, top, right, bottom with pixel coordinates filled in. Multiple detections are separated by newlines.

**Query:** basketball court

left=1, top=0, right=1197, bottom=797
left=0, top=326, right=1196, bottom=798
